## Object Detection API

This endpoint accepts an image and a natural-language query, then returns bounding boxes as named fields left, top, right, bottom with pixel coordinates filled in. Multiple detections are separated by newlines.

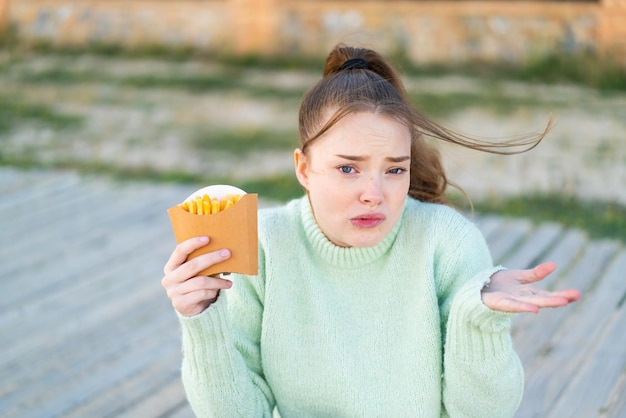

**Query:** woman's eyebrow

left=387, top=156, right=410, bottom=163
left=335, top=154, right=410, bottom=163
left=335, top=154, right=366, bottom=161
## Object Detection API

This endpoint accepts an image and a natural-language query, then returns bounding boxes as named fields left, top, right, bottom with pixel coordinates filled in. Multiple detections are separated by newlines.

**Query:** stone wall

left=4, top=0, right=625, bottom=64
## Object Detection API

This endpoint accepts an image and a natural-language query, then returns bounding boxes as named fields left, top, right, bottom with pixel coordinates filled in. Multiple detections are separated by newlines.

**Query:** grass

left=452, top=192, right=626, bottom=244
left=398, top=51, right=626, bottom=92
left=0, top=155, right=305, bottom=202
left=409, top=91, right=554, bottom=117
left=6, top=65, right=557, bottom=118
left=4, top=37, right=626, bottom=91
left=239, top=174, right=304, bottom=202
left=7, top=38, right=324, bottom=70
left=190, top=128, right=298, bottom=154
left=13, top=68, right=306, bottom=99
left=0, top=94, right=83, bottom=134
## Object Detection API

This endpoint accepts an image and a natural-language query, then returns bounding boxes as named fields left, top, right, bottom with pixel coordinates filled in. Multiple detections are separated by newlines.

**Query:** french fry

left=211, top=198, right=220, bottom=214
left=195, top=196, right=203, bottom=215
left=178, top=193, right=244, bottom=215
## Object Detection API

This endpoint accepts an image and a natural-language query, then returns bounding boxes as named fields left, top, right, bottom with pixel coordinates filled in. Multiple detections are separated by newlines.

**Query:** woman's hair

left=298, top=44, right=553, bottom=204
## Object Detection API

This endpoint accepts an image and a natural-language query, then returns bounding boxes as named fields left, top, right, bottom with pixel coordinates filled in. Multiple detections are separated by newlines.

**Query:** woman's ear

left=294, top=148, right=309, bottom=190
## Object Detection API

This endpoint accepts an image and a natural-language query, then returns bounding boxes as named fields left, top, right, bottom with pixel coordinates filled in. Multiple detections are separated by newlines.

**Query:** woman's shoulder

left=404, top=197, right=471, bottom=226
left=257, top=197, right=304, bottom=237
left=259, top=197, right=302, bottom=220
left=403, top=197, right=482, bottom=241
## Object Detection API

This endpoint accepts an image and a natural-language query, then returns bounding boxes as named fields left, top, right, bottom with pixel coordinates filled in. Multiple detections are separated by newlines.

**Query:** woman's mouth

left=350, top=213, right=386, bottom=228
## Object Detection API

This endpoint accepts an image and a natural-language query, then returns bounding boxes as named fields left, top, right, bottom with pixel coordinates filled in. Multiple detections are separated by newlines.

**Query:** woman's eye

left=388, top=167, right=407, bottom=175
left=338, top=165, right=355, bottom=174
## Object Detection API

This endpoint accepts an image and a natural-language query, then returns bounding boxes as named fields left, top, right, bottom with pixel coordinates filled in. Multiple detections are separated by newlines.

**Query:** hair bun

left=338, top=58, right=369, bottom=72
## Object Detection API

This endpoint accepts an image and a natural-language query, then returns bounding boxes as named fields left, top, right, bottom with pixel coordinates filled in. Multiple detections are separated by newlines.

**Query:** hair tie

left=338, top=58, right=369, bottom=71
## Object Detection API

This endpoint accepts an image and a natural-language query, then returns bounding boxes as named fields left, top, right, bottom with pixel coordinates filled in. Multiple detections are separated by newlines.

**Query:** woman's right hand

left=161, top=236, right=233, bottom=317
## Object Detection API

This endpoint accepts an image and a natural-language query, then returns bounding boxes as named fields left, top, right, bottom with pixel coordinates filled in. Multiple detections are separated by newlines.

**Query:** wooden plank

left=471, top=213, right=506, bottom=240
left=2, top=325, right=181, bottom=418
left=511, top=227, right=587, bottom=334
left=0, top=252, right=171, bottom=374
left=485, top=218, right=534, bottom=263
left=515, top=244, right=626, bottom=417
left=62, top=349, right=183, bottom=418
left=0, top=180, right=164, bottom=269
left=0, top=169, right=80, bottom=212
left=0, top=222, right=170, bottom=333
left=0, top=170, right=190, bottom=418
left=511, top=238, right=619, bottom=364
left=0, top=179, right=113, bottom=244
left=0, top=188, right=178, bottom=310
left=547, top=264, right=626, bottom=416
left=0, top=252, right=165, bottom=341
left=115, top=377, right=189, bottom=418
left=499, top=222, right=563, bottom=269
left=602, top=371, right=626, bottom=418
left=0, top=168, right=51, bottom=194
left=0, top=289, right=175, bottom=413
left=167, top=404, right=196, bottom=418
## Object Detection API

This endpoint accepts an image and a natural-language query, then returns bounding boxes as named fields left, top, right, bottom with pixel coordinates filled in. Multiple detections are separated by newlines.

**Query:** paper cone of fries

left=167, top=185, right=258, bottom=276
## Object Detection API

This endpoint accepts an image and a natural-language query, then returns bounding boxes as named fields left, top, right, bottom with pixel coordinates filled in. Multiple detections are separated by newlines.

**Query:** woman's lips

left=350, top=213, right=386, bottom=228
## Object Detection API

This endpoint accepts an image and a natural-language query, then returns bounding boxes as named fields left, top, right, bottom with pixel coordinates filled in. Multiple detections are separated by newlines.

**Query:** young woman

left=162, top=44, right=580, bottom=417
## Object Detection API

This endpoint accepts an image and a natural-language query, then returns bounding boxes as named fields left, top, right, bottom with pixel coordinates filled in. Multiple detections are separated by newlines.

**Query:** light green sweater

left=178, top=196, right=523, bottom=417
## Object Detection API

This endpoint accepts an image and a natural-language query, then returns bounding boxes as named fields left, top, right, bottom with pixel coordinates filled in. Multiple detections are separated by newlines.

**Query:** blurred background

left=0, top=0, right=626, bottom=235
left=1, top=0, right=625, bottom=238
left=1, top=2, right=626, bottom=417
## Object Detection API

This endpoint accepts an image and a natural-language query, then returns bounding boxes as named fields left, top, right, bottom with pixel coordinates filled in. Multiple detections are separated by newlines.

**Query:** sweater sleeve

left=177, top=249, right=275, bottom=417
left=436, top=215, right=524, bottom=418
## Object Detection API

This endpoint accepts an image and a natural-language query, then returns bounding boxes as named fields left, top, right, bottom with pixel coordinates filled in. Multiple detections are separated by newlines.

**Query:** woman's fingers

left=161, top=241, right=233, bottom=316
left=514, top=294, right=570, bottom=309
left=561, top=288, right=582, bottom=302
left=519, top=261, right=558, bottom=284
left=483, top=293, right=541, bottom=313
left=163, top=236, right=210, bottom=275
left=163, top=247, right=231, bottom=288
left=173, top=275, right=233, bottom=297
left=485, top=262, right=581, bottom=313
left=168, top=275, right=234, bottom=316
left=484, top=287, right=581, bottom=313
left=175, top=249, right=231, bottom=280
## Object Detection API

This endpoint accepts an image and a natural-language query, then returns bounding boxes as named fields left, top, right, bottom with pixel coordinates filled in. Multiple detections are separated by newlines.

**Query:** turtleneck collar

left=299, top=195, right=405, bottom=269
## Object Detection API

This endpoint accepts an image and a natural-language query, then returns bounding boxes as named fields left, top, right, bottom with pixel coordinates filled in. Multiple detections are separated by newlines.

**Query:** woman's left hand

left=481, top=261, right=581, bottom=313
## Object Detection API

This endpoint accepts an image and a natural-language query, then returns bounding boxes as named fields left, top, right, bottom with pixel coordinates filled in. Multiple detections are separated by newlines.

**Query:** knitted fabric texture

left=177, top=196, right=523, bottom=418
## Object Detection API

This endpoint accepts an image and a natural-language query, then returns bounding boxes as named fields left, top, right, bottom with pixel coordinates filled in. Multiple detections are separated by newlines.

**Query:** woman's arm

left=178, top=287, right=275, bottom=418
left=441, top=268, right=524, bottom=418
left=436, top=220, right=524, bottom=418
left=163, top=237, right=275, bottom=417
left=437, top=217, right=580, bottom=417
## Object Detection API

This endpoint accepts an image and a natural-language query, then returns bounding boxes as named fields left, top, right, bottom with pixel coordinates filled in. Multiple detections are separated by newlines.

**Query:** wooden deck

left=1, top=167, right=624, bottom=418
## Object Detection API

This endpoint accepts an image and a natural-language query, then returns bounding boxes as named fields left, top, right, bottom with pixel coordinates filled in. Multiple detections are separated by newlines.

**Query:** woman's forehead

left=312, top=112, right=412, bottom=152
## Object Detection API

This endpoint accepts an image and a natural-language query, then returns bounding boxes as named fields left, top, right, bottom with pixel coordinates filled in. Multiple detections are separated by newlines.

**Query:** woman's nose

left=360, top=176, right=383, bottom=205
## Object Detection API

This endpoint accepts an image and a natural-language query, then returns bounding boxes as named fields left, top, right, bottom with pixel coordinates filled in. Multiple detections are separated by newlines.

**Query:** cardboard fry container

left=167, top=186, right=258, bottom=276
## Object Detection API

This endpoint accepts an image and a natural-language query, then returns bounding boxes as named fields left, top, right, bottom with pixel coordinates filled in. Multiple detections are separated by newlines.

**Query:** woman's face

left=295, top=111, right=411, bottom=247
